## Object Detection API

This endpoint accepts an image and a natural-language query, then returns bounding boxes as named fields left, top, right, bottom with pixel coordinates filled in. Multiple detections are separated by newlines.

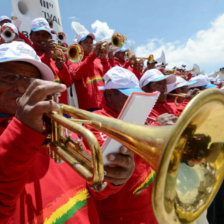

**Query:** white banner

left=11, top=0, right=63, bottom=37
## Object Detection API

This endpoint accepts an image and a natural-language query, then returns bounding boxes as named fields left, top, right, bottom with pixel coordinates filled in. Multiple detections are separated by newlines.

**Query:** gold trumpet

left=47, top=89, right=224, bottom=223
left=163, top=67, right=178, bottom=75
left=111, top=32, right=126, bottom=48
left=135, top=54, right=157, bottom=64
left=45, top=107, right=104, bottom=191
left=98, top=32, right=126, bottom=49
left=54, top=43, right=84, bottom=63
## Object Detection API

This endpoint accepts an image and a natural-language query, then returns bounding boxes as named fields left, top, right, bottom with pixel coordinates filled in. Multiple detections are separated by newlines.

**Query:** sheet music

left=102, top=91, right=160, bottom=165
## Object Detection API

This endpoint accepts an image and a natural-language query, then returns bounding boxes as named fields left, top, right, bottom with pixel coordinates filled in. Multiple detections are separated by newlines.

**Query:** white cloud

left=69, top=16, right=78, bottom=20
left=135, top=14, right=224, bottom=73
left=91, top=20, right=114, bottom=41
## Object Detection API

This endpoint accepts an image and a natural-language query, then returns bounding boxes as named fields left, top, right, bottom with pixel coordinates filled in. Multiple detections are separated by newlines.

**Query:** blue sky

left=1, top=0, right=224, bottom=73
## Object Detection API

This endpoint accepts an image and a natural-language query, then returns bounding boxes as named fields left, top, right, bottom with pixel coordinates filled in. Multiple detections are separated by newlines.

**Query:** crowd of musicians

left=0, top=15, right=223, bottom=224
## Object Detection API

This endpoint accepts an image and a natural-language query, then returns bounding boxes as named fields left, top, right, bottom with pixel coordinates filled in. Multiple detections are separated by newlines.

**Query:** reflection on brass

left=45, top=89, right=224, bottom=223
left=44, top=108, right=104, bottom=192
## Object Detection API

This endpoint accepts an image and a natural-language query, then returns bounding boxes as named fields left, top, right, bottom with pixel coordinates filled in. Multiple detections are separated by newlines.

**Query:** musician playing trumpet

left=29, top=17, right=72, bottom=104
left=86, top=66, right=157, bottom=224
left=66, top=32, right=111, bottom=111
left=0, top=41, right=135, bottom=224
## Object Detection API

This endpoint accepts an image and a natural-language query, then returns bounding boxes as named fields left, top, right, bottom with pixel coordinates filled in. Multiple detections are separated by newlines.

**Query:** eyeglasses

left=0, top=71, right=36, bottom=85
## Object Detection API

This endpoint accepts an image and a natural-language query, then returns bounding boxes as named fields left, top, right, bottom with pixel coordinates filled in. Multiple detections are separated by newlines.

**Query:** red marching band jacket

left=0, top=116, right=129, bottom=224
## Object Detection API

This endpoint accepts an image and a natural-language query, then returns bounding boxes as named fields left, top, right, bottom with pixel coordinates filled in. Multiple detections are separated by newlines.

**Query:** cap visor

left=118, top=88, right=144, bottom=96
left=185, top=80, right=197, bottom=86
left=79, top=34, right=95, bottom=43
left=119, top=49, right=128, bottom=52
left=32, top=27, right=51, bottom=35
left=79, top=35, right=88, bottom=42
left=152, top=76, right=168, bottom=82
left=203, top=83, right=217, bottom=89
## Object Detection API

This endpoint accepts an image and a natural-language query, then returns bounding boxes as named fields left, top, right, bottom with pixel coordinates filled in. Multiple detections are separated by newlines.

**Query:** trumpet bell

left=154, top=89, right=224, bottom=223
left=54, top=43, right=84, bottom=63
left=57, top=32, right=66, bottom=43
left=62, top=89, right=224, bottom=223
left=0, top=26, right=16, bottom=42
left=111, top=32, right=126, bottom=48
left=67, top=43, right=84, bottom=63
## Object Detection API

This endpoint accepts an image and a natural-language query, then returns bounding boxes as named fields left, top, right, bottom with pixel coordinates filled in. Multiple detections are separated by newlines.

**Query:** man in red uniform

left=87, top=66, right=158, bottom=224
left=29, top=17, right=72, bottom=103
left=109, top=47, right=130, bottom=67
left=139, top=69, right=179, bottom=126
left=0, top=41, right=135, bottom=223
left=67, top=32, right=111, bottom=111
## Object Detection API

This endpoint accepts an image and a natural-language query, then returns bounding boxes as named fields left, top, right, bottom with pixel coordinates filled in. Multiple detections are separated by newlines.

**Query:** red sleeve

left=87, top=181, right=125, bottom=200
left=70, top=52, right=97, bottom=80
left=39, top=52, right=51, bottom=66
left=175, top=99, right=189, bottom=116
left=0, top=118, right=46, bottom=222
left=144, top=109, right=161, bottom=126
left=50, top=59, right=73, bottom=87
left=109, top=58, right=121, bottom=67
left=108, top=58, right=115, bottom=67
left=18, top=32, right=33, bottom=47
left=123, top=60, right=131, bottom=69
left=101, top=57, right=111, bottom=75
left=39, top=52, right=73, bottom=87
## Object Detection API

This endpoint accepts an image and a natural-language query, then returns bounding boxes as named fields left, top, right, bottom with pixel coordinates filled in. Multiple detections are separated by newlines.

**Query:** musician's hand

left=55, top=57, right=66, bottom=70
left=129, top=55, right=136, bottom=65
left=92, top=41, right=102, bottom=56
left=15, top=79, right=66, bottom=133
left=98, top=47, right=107, bottom=59
left=104, top=146, right=135, bottom=186
left=41, top=39, right=56, bottom=58
left=156, top=113, right=177, bottom=125
left=108, top=47, right=114, bottom=60
left=185, top=88, right=200, bottom=100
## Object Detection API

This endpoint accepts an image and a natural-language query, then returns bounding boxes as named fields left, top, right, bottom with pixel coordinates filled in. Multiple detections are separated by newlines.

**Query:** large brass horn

left=46, top=89, right=224, bottom=223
